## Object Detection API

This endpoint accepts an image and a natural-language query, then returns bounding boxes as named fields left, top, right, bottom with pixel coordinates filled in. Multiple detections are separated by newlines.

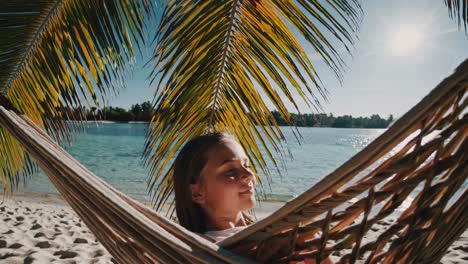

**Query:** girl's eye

left=225, top=169, right=238, bottom=177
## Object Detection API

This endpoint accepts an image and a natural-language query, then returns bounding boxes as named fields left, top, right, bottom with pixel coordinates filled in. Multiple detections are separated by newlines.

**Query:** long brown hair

left=174, top=132, right=253, bottom=233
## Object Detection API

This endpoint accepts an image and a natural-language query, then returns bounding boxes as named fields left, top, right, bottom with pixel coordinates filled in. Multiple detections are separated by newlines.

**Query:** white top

left=204, top=226, right=247, bottom=243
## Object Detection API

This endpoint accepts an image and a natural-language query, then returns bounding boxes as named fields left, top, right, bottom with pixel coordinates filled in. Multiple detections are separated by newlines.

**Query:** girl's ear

left=190, top=183, right=205, bottom=204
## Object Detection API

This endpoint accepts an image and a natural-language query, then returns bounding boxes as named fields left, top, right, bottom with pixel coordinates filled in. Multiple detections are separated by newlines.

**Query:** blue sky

left=109, top=0, right=468, bottom=118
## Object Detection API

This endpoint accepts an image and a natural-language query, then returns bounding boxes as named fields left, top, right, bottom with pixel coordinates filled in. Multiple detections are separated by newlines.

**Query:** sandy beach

left=0, top=194, right=112, bottom=264
left=0, top=193, right=466, bottom=263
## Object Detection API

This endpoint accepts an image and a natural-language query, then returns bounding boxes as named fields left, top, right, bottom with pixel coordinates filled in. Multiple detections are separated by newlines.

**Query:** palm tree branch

left=209, top=0, right=241, bottom=128
left=0, top=0, right=154, bottom=191
left=1, top=1, right=63, bottom=94
left=145, top=0, right=362, bottom=211
left=444, top=0, right=468, bottom=31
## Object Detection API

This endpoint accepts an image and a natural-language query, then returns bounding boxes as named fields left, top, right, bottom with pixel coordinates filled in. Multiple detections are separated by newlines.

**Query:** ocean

left=17, top=123, right=385, bottom=202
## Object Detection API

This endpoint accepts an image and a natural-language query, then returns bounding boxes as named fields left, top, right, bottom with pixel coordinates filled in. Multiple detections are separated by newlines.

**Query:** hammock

left=0, top=58, right=466, bottom=263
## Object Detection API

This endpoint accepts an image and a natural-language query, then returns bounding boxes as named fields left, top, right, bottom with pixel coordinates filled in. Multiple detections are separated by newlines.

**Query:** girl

left=174, top=132, right=255, bottom=242
left=173, top=132, right=332, bottom=263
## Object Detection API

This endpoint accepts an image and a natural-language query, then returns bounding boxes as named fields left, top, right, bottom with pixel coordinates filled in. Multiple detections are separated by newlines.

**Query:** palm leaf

left=444, top=0, right=468, bottom=31
left=143, top=0, right=362, bottom=211
left=0, top=0, right=154, bottom=192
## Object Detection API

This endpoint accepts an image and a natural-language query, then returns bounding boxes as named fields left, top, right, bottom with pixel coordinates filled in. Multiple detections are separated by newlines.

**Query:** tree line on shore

left=271, top=111, right=394, bottom=128
left=69, top=101, right=394, bottom=128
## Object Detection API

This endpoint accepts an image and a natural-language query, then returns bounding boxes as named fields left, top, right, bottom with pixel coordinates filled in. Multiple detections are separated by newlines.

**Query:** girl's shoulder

left=204, top=226, right=247, bottom=243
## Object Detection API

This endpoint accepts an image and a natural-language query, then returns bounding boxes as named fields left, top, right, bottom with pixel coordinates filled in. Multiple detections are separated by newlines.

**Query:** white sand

left=0, top=195, right=113, bottom=264
left=0, top=194, right=466, bottom=263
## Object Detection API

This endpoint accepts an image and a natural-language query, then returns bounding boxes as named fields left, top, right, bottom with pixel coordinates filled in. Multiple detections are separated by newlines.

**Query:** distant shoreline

left=76, top=120, right=149, bottom=124
left=73, top=120, right=389, bottom=129
left=69, top=103, right=394, bottom=128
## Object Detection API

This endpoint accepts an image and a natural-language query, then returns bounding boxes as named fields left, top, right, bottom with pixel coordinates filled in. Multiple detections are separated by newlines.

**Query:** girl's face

left=190, top=138, right=256, bottom=215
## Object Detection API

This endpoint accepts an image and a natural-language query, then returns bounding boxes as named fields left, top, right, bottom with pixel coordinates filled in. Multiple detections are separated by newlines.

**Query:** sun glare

left=388, top=25, right=424, bottom=56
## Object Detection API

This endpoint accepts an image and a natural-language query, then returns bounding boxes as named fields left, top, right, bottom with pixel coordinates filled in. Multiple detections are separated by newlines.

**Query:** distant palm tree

left=0, top=1, right=466, bottom=212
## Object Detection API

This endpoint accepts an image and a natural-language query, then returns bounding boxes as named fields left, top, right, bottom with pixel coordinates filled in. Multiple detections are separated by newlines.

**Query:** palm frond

left=0, top=0, right=155, bottom=192
left=144, top=0, right=362, bottom=211
left=444, top=0, right=468, bottom=31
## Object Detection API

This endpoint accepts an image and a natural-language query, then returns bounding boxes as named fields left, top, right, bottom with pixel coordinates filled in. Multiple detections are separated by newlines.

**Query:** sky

left=108, top=0, right=468, bottom=119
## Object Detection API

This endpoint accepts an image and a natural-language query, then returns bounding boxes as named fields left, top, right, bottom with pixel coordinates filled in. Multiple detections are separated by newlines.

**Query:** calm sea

left=18, top=123, right=385, bottom=202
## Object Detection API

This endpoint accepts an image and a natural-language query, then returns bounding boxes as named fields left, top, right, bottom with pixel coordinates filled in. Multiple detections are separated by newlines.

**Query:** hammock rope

left=0, top=59, right=466, bottom=263
left=0, top=100, right=250, bottom=264
left=220, top=59, right=468, bottom=263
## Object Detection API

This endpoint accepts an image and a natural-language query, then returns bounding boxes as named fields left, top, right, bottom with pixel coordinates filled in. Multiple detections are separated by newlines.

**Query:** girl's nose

left=241, top=168, right=254, bottom=183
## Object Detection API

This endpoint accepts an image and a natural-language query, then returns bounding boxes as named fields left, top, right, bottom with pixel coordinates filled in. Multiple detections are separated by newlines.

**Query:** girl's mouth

left=240, top=189, right=254, bottom=195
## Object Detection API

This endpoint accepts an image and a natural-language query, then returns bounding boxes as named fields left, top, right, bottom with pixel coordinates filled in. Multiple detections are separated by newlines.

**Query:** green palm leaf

left=0, top=0, right=154, bottom=192
left=444, top=0, right=468, bottom=31
left=143, top=0, right=363, bottom=211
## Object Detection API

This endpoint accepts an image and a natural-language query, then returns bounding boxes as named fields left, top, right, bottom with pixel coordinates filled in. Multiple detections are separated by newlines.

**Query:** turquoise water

left=18, top=123, right=384, bottom=202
